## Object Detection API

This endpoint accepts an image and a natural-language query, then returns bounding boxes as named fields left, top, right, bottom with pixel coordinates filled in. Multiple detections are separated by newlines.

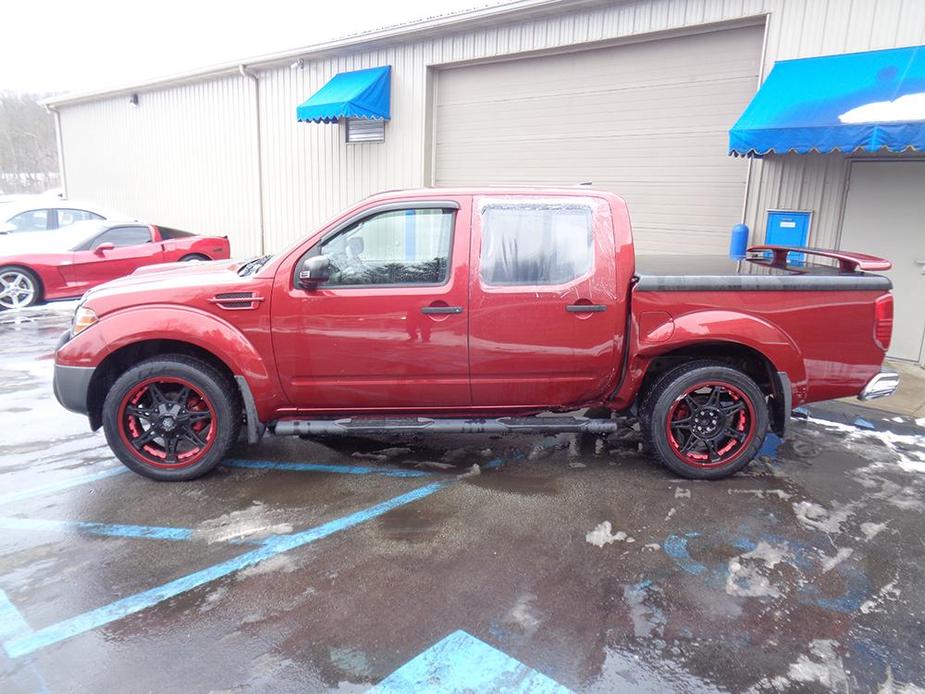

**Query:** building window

left=345, top=118, right=385, bottom=143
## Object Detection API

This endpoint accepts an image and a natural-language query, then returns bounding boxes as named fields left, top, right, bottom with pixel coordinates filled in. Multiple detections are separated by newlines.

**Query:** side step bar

left=273, top=416, right=620, bottom=436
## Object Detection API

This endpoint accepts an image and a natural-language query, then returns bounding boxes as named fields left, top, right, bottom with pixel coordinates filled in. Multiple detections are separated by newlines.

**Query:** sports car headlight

left=72, top=305, right=98, bottom=336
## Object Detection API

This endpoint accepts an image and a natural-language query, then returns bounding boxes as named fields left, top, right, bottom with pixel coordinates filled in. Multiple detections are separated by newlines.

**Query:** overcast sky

left=3, top=0, right=499, bottom=95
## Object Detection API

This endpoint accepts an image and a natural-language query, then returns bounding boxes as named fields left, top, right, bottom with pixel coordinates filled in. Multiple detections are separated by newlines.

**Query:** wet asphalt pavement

left=1, top=304, right=925, bottom=693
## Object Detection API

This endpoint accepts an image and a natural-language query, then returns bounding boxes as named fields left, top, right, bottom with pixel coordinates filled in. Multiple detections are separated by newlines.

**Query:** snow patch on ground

left=860, top=579, right=901, bottom=614
left=194, top=502, right=294, bottom=544
left=725, top=541, right=791, bottom=598
left=820, top=547, right=853, bottom=573
left=792, top=500, right=855, bottom=534
left=238, top=553, right=299, bottom=578
left=787, top=640, right=849, bottom=691
left=503, top=593, right=542, bottom=637
left=728, top=488, right=792, bottom=500
left=805, top=416, right=925, bottom=474
left=585, top=521, right=634, bottom=547
left=860, top=521, right=888, bottom=541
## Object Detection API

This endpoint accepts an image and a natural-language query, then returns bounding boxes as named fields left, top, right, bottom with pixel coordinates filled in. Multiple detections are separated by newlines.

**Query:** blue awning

left=729, top=45, right=925, bottom=156
left=296, top=66, right=391, bottom=123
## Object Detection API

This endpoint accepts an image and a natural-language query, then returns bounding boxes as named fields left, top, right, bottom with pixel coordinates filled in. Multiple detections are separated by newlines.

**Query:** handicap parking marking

left=369, top=629, right=572, bottom=693
left=0, top=466, right=128, bottom=506
left=2, top=481, right=448, bottom=659
left=0, top=516, right=197, bottom=543
left=0, top=589, right=32, bottom=643
left=223, top=458, right=432, bottom=478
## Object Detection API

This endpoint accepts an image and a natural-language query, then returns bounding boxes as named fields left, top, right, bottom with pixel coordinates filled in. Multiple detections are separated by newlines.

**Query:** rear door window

left=56, top=208, right=104, bottom=229
left=479, top=204, right=593, bottom=286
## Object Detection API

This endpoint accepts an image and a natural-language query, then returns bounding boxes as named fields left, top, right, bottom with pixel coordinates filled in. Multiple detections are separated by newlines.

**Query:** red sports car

left=0, top=221, right=231, bottom=309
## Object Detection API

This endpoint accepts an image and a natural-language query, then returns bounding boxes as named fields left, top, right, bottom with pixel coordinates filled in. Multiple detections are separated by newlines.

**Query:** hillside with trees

left=0, top=92, right=58, bottom=194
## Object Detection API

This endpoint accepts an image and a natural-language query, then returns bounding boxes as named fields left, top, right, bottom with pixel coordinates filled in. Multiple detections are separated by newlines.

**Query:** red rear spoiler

left=747, top=245, right=892, bottom=272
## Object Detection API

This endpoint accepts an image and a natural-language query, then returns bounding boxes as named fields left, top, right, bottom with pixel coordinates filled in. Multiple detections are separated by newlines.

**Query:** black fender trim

left=234, top=375, right=265, bottom=444
left=770, top=370, right=792, bottom=437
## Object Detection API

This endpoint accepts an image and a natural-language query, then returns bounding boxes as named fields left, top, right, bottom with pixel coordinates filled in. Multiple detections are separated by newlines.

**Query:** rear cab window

left=478, top=201, right=595, bottom=286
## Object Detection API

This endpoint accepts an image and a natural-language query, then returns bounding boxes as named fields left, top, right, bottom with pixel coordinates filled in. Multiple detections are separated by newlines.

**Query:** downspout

left=239, top=64, right=266, bottom=255
left=45, top=105, right=68, bottom=198
left=740, top=14, right=772, bottom=241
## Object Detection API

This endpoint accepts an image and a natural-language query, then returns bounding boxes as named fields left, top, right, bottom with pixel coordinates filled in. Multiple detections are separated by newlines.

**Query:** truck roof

left=361, top=186, right=624, bottom=204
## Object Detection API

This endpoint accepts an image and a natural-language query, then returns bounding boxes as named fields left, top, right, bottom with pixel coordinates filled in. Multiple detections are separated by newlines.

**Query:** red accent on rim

left=117, top=376, right=217, bottom=469
left=665, top=381, right=757, bottom=469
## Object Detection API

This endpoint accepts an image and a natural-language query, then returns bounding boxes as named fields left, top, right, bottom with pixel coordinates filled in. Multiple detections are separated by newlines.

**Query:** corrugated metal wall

left=57, top=0, right=925, bottom=255
left=58, top=74, right=262, bottom=256
left=745, top=0, right=925, bottom=248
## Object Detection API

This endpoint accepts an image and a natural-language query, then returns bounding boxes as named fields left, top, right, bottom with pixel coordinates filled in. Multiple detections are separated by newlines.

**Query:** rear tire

left=102, top=355, right=241, bottom=481
left=0, top=266, right=41, bottom=309
left=642, top=360, right=768, bottom=480
left=179, top=253, right=209, bottom=262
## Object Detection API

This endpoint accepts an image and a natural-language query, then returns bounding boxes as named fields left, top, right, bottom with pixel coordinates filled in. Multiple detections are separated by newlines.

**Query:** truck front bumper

left=53, top=362, right=94, bottom=416
left=858, top=370, right=900, bottom=401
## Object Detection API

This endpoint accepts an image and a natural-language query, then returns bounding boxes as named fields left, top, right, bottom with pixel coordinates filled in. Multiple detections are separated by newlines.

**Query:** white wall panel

left=59, top=74, right=262, bottom=256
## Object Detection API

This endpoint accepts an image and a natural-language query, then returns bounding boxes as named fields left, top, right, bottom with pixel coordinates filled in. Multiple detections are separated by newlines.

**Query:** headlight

left=72, top=305, right=98, bottom=336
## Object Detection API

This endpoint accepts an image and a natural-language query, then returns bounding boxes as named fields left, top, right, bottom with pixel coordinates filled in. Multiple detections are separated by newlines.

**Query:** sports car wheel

left=0, top=267, right=40, bottom=309
left=643, top=361, right=768, bottom=480
left=102, top=355, right=241, bottom=480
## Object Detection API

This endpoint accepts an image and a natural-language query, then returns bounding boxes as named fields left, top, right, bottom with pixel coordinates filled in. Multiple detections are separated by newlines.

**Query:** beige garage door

left=434, top=25, right=763, bottom=254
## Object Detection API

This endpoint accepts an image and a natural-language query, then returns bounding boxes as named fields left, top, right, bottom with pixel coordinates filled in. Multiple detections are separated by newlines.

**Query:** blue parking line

left=224, top=458, right=431, bottom=478
left=0, top=588, right=33, bottom=643
left=0, top=517, right=193, bottom=542
left=2, top=481, right=446, bottom=659
left=369, top=630, right=572, bottom=693
left=0, top=466, right=128, bottom=506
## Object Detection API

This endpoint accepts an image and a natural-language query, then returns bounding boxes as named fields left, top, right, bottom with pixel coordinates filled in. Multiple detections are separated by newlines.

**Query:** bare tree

left=0, top=92, right=58, bottom=194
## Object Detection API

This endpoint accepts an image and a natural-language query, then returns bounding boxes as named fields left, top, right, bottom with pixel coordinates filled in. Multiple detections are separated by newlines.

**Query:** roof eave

left=43, top=0, right=601, bottom=108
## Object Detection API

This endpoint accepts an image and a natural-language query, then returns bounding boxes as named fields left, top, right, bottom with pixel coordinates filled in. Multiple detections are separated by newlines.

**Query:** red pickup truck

left=53, top=188, right=898, bottom=481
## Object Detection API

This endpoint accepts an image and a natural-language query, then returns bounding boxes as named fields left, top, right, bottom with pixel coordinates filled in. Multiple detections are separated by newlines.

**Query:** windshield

left=0, top=220, right=109, bottom=253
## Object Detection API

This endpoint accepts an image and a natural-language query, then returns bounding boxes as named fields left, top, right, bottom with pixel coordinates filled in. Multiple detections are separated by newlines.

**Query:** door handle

left=566, top=304, right=607, bottom=313
left=421, top=305, right=463, bottom=315
left=914, top=258, right=925, bottom=265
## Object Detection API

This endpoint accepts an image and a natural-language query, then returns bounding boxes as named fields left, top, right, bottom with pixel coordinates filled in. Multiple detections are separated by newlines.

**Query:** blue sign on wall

left=765, top=210, right=811, bottom=264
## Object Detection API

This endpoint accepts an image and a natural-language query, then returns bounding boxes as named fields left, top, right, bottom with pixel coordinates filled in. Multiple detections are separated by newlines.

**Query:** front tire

left=0, top=266, right=41, bottom=310
left=102, top=355, right=241, bottom=480
left=642, top=361, right=768, bottom=480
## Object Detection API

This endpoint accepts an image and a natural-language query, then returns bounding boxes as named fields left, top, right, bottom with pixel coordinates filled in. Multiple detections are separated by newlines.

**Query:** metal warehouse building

left=47, top=0, right=925, bottom=363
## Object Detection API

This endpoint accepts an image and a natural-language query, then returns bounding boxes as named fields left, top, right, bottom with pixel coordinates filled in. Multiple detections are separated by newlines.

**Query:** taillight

left=874, top=294, right=893, bottom=351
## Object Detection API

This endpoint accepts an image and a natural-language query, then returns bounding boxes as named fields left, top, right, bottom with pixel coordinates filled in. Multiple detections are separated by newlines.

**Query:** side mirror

left=0, top=222, right=15, bottom=235
left=298, top=255, right=331, bottom=289
left=94, top=242, right=115, bottom=255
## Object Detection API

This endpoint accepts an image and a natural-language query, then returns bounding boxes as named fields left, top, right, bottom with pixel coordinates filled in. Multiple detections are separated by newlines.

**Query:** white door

left=433, top=25, right=763, bottom=254
left=840, top=161, right=925, bottom=363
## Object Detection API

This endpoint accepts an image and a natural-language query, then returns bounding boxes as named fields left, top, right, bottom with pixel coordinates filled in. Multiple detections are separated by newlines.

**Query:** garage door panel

left=435, top=25, right=763, bottom=252
left=437, top=31, right=764, bottom=103
left=436, top=80, right=759, bottom=135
